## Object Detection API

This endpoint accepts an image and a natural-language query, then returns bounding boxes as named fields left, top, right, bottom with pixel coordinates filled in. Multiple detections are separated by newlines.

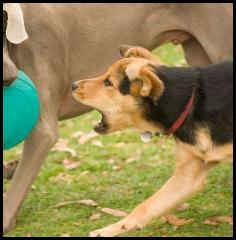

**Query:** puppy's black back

left=195, top=61, right=233, bottom=144
left=147, top=61, right=233, bottom=145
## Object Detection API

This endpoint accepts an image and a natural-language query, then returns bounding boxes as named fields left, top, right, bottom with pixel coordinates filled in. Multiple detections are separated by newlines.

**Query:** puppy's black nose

left=71, top=82, right=78, bottom=91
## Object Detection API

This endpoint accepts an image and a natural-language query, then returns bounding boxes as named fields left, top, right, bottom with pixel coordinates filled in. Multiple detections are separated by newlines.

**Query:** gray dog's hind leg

left=3, top=118, right=59, bottom=233
left=3, top=161, right=19, bottom=180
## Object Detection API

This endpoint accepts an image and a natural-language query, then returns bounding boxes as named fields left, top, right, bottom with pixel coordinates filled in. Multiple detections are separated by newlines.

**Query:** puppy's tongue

left=94, top=113, right=108, bottom=134
left=140, top=131, right=153, bottom=142
left=94, top=121, right=106, bottom=133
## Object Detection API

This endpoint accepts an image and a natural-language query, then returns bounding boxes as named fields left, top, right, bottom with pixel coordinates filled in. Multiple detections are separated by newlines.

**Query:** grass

left=3, top=44, right=233, bottom=237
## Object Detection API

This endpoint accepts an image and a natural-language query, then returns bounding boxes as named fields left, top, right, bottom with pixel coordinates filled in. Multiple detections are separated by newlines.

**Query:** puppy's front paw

left=89, top=223, right=125, bottom=237
left=89, top=229, right=104, bottom=237
left=89, top=218, right=142, bottom=237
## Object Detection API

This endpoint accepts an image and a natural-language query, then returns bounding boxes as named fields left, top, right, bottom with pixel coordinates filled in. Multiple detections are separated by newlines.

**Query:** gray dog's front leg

left=3, top=118, right=59, bottom=233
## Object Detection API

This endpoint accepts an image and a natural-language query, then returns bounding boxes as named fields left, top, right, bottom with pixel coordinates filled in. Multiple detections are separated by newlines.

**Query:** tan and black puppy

left=72, top=46, right=164, bottom=135
left=72, top=46, right=233, bottom=237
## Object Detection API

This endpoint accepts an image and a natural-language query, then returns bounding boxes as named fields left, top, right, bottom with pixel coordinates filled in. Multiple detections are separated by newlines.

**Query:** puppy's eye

left=104, top=79, right=113, bottom=87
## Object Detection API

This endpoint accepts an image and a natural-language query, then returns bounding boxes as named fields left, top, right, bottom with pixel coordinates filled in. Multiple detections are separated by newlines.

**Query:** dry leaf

left=164, top=214, right=194, bottom=226
left=15, top=149, right=23, bottom=158
left=60, top=147, right=76, bottom=157
left=176, top=203, right=190, bottom=212
left=102, top=171, right=109, bottom=176
left=71, top=131, right=84, bottom=138
left=114, top=143, right=126, bottom=148
left=78, top=132, right=98, bottom=144
left=73, top=222, right=80, bottom=226
left=52, top=138, right=69, bottom=149
left=173, top=225, right=179, bottom=231
left=63, top=158, right=80, bottom=170
left=91, top=140, right=104, bottom=147
left=108, top=158, right=115, bottom=165
left=54, top=201, right=77, bottom=208
left=203, top=219, right=219, bottom=226
left=112, top=165, right=122, bottom=171
left=204, top=215, right=233, bottom=226
left=89, top=212, right=101, bottom=220
left=214, top=216, right=233, bottom=225
left=60, top=233, right=70, bottom=237
left=79, top=170, right=90, bottom=177
left=51, top=173, right=73, bottom=184
left=125, top=151, right=141, bottom=164
left=25, top=233, right=32, bottom=237
left=51, top=138, right=76, bottom=157
left=99, top=207, right=128, bottom=217
left=161, top=144, right=168, bottom=150
left=160, top=216, right=168, bottom=223
left=54, top=199, right=98, bottom=208
left=78, top=199, right=98, bottom=206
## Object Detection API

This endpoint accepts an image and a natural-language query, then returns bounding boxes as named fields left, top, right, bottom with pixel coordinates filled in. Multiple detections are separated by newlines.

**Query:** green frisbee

left=3, top=70, right=40, bottom=150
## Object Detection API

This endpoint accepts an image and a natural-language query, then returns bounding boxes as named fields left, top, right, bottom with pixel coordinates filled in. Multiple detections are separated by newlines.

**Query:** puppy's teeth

left=140, top=131, right=153, bottom=142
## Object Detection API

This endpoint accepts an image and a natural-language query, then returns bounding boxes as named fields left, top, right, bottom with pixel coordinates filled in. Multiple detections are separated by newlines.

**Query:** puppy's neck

left=145, top=61, right=233, bottom=146
left=143, top=65, right=200, bottom=144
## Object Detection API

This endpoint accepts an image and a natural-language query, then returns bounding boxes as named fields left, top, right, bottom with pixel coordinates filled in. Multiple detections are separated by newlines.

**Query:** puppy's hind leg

left=89, top=148, right=216, bottom=237
left=3, top=116, right=59, bottom=233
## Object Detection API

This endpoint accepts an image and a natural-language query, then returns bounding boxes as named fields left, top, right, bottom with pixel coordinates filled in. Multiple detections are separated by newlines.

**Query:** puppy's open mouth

left=94, top=112, right=108, bottom=134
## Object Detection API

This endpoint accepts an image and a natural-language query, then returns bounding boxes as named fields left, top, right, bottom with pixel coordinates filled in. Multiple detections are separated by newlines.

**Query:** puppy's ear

left=139, top=66, right=164, bottom=101
left=128, top=65, right=164, bottom=102
left=119, top=45, right=134, bottom=57
left=119, top=45, right=163, bottom=65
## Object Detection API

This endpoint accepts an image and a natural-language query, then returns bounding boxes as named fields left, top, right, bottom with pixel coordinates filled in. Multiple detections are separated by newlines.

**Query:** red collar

left=164, top=88, right=195, bottom=135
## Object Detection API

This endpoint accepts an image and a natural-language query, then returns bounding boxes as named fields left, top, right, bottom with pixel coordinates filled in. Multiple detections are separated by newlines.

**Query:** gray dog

left=3, top=3, right=232, bottom=234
